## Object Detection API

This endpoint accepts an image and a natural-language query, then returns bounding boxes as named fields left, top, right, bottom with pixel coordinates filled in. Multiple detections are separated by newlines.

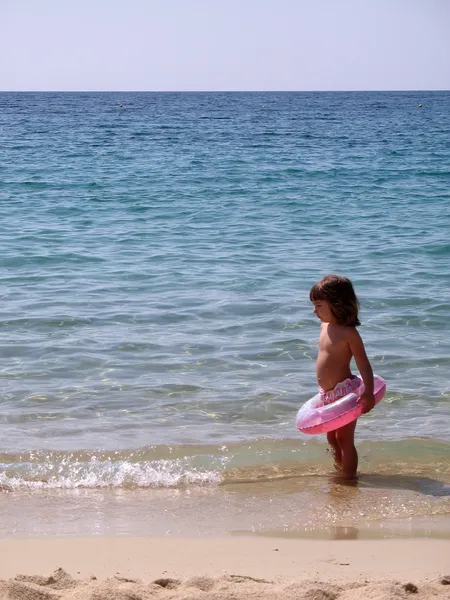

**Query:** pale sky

left=2, top=0, right=449, bottom=91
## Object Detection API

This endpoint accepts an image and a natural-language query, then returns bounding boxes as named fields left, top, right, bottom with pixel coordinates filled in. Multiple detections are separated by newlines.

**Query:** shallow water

left=2, top=467, right=449, bottom=539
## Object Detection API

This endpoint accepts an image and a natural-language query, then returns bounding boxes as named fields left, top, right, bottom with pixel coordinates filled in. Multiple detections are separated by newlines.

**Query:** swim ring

left=296, top=374, right=386, bottom=435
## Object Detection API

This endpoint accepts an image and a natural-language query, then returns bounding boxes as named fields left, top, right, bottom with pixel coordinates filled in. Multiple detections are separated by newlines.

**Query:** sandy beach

left=0, top=537, right=449, bottom=599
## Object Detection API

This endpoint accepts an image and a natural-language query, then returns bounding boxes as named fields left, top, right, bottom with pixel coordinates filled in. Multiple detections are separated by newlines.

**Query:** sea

left=0, top=91, right=449, bottom=540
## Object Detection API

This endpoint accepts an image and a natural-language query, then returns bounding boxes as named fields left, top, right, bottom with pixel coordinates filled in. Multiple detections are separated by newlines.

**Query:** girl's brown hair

left=309, top=274, right=361, bottom=326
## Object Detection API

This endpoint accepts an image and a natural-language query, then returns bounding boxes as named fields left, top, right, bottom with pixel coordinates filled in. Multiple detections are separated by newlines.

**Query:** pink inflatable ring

left=296, top=374, right=386, bottom=435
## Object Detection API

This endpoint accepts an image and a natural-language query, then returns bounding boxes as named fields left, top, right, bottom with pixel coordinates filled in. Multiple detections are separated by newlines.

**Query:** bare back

left=316, top=323, right=354, bottom=391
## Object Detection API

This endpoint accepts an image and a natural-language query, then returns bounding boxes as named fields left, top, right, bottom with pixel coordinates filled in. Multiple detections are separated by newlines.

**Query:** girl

left=309, top=275, right=375, bottom=480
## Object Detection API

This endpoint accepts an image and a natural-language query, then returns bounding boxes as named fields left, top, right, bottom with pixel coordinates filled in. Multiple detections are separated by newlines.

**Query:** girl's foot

left=333, top=459, right=343, bottom=472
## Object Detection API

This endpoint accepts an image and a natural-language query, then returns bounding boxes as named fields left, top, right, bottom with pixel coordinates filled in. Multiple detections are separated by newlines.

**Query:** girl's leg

left=327, top=430, right=342, bottom=470
left=335, top=420, right=358, bottom=480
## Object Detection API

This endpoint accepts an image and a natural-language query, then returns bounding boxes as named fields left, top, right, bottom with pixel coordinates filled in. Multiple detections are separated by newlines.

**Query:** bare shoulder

left=344, top=326, right=368, bottom=354
left=326, top=323, right=353, bottom=344
left=343, top=326, right=361, bottom=341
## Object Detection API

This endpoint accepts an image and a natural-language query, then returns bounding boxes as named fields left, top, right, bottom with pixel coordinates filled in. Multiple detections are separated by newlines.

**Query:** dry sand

left=0, top=537, right=449, bottom=599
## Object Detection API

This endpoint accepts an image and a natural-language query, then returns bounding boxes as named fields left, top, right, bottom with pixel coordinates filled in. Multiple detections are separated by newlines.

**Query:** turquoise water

left=0, top=92, right=449, bottom=517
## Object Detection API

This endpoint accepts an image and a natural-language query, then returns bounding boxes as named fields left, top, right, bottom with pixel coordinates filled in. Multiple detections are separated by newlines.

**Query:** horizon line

left=1, top=88, right=449, bottom=94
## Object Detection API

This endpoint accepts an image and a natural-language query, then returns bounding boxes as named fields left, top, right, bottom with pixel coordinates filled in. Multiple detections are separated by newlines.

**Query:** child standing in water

left=309, top=275, right=375, bottom=480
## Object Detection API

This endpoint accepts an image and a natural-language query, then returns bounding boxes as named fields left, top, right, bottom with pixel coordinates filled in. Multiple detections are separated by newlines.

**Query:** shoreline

left=1, top=536, right=449, bottom=580
left=2, top=483, right=449, bottom=540
left=1, top=537, right=449, bottom=599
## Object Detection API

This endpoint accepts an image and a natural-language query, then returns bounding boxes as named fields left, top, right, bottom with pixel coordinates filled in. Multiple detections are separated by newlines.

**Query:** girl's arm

left=347, top=328, right=375, bottom=413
